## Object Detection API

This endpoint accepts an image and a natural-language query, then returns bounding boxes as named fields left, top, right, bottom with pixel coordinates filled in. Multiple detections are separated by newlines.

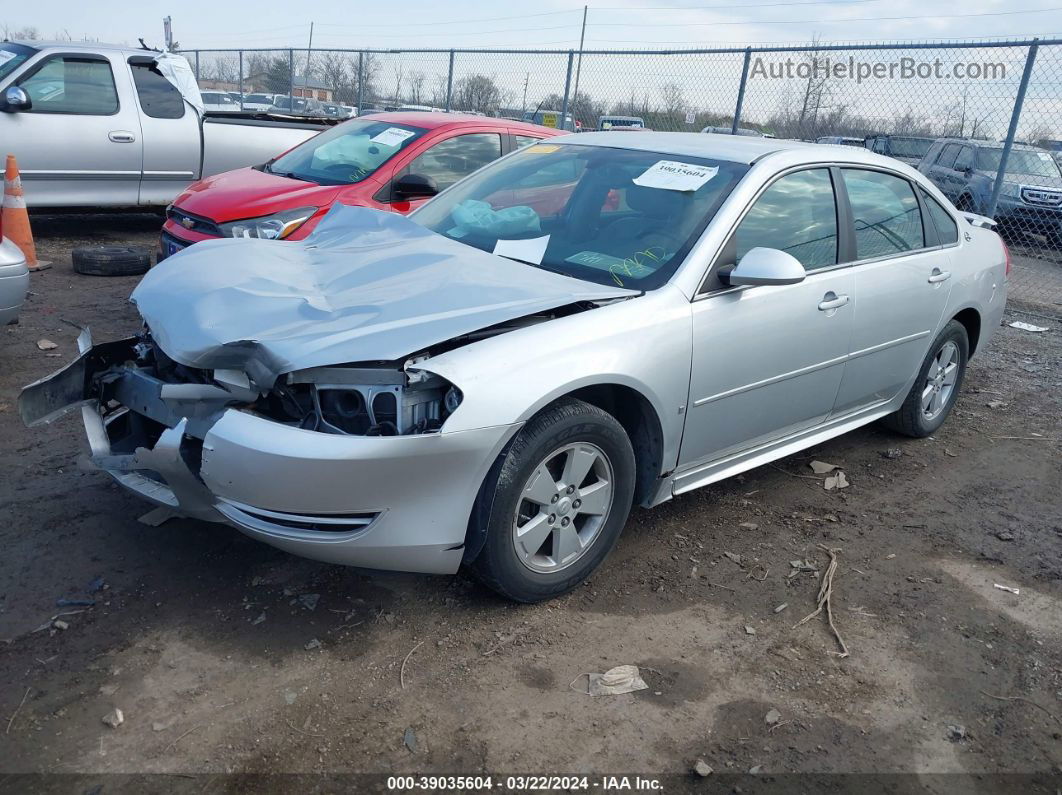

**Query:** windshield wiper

left=496, top=254, right=540, bottom=267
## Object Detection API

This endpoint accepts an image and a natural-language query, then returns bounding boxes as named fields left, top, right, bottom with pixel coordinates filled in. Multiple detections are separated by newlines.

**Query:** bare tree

left=408, top=71, right=426, bottom=105
left=660, top=82, right=687, bottom=130
left=453, top=74, right=503, bottom=115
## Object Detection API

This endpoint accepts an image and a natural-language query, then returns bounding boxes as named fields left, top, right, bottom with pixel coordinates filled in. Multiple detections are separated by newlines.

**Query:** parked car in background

left=522, top=108, right=577, bottom=132
left=0, top=42, right=328, bottom=208
left=227, top=91, right=243, bottom=104
left=865, top=134, right=935, bottom=166
left=598, top=115, right=645, bottom=130
left=702, top=125, right=763, bottom=137
left=159, top=112, right=561, bottom=259
left=25, top=133, right=1007, bottom=602
left=268, top=95, right=325, bottom=116
left=241, top=92, right=280, bottom=111
left=0, top=236, right=29, bottom=326
left=816, top=136, right=865, bottom=147
left=918, top=137, right=1062, bottom=242
left=322, top=102, right=356, bottom=119
left=200, top=90, right=240, bottom=112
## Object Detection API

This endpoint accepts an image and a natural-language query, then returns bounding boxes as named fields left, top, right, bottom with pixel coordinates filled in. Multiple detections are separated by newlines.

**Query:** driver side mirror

left=728, top=247, right=806, bottom=287
left=393, top=172, right=439, bottom=200
left=2, top=86, right=31, bottom=113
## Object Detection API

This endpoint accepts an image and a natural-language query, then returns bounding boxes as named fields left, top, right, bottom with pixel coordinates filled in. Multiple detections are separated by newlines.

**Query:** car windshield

left=268, top=119, right=427, bottom=186
left=891, top=137, right=933, bottom=158
left=0, top=43, right=35, bottom=82
left=410, top=143, right=748, bottom=290
left=976, top=148, right=1061, bottom=178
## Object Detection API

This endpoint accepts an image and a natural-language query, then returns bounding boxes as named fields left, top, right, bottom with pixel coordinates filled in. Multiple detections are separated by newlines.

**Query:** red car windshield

left=267, top=119, right=428, bottom=186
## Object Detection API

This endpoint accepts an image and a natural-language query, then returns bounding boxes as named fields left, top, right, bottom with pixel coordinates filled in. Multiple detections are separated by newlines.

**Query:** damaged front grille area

left=92, top=330, right=461, bottom=441
left=262, top=365, right=459, bottom=436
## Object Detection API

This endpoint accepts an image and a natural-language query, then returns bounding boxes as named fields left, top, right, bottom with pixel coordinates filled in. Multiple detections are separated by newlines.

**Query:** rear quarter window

left=921, top=189, right=960, bottom=245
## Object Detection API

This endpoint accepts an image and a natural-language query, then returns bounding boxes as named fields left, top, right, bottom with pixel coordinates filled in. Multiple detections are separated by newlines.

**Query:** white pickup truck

left=0, top=41, right=329, bottom=208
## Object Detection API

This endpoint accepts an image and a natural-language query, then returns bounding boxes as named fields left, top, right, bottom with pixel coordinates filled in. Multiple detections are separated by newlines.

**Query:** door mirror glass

left=2, top=85, right=30, bottom=112
left=393, top=172, right=439, bottom=200
left=729, top=247, right=807, bottom=286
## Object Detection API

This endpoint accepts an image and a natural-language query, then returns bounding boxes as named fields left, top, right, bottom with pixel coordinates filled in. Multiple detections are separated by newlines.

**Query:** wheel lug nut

left=550, top=495, right=558, bottom=504
left=573, top=499, right=581, bottom=509
left=548, top=514, right=555, bottom=524
left=561, top=517, right=570, bottom=526
left=566, top=485, right=575, bottom=494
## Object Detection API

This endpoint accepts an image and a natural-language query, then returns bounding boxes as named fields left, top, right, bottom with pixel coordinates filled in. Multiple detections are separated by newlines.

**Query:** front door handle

left=928, top=269, right=952, bottom=284
left=108, top=131, right=136, bottom=143
left=818, top=292, right=850, bottom=311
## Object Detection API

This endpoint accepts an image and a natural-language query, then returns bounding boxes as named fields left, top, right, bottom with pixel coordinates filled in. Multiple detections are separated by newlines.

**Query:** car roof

left=930, top=137, right=1042, bottom=151
left=11, top=40, right=157, bottom=55
left=551, top=131, right=829, bottom=165
left=357, top=111, right=559, bottom=134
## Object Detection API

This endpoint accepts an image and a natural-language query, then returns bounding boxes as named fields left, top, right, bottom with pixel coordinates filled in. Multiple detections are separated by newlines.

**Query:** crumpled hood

left=132, top=205, right=634, bottom=383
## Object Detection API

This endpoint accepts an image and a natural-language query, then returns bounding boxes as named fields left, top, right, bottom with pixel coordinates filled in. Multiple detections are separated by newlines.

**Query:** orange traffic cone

left=3, top=155, right=49, bottom=271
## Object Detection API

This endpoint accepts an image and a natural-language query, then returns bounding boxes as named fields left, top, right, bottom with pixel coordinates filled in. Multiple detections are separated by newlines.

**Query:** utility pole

left=570, top=5, right=587, bottom=128
left=162, top=16, right=173, bottom=51
left=304, top=22, right=314, bottom=98
left=522, top=72, right=530, bottom=115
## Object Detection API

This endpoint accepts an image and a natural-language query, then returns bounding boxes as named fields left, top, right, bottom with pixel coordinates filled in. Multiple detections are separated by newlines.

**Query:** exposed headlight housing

left=218, top=206, right=316, bottom=240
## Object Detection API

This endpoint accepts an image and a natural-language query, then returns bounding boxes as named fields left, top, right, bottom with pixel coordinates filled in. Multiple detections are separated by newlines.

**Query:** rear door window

left=920, top=189, right=960, bottom=245
left=130, top=61, right=185, bottom=119
left=842, top=169, right=925, bottom=259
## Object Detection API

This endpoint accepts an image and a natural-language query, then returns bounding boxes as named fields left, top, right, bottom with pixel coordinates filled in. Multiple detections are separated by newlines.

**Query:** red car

left=159, top=112, right=562, bottom=259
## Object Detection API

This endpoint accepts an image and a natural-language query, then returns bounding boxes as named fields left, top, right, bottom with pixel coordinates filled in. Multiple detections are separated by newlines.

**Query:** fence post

left=445, top=49, right=455, bottom=112
left=560, top=51, right=575, bottom=131
left=238, top=50, right=244, bottom=110
left=357, top=51, right=365, bottom=116
left=988, top=39, right=1039, bottom=218
left=288, top=49, right=295, bottom=104
left=731, top=47, right=752, bottom=135
left=194, top=51, right=200, bottom=80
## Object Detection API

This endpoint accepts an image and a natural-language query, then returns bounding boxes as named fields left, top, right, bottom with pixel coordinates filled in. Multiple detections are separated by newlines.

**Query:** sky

left=4, top=0, right=1062, bottom=51
left=5, top=1, right=1062, bottom=140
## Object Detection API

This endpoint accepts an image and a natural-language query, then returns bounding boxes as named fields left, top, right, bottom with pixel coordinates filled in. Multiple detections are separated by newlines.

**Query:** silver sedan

left=20, top=133, right=1007, bottom=602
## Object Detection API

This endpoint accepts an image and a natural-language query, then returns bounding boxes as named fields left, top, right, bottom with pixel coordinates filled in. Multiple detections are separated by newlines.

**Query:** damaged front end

left=18, top=326, right=465, bottom=521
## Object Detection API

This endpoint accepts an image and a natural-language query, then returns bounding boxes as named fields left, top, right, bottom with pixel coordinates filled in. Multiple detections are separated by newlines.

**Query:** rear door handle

left=108, top=131, right=136, bottom=143
left=928, top=269, right=952, bottom=283
left=818, top=292, right=850, bottom=311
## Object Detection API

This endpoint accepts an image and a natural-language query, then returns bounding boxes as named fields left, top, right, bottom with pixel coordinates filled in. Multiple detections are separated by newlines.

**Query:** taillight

left=1002, top=237, right=1012, bottom=277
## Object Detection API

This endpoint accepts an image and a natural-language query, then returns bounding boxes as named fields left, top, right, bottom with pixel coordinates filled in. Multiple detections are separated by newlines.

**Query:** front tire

left=470, top=398, right=636, bottom=603
left=882, top=320, right=969, bottom=438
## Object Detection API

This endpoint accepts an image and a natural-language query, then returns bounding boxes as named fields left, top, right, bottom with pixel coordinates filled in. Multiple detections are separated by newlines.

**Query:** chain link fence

left=185, top=40, right=1062, bottom=316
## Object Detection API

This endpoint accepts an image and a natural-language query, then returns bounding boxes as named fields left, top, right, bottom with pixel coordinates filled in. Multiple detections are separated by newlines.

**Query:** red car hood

left=172, top=167, right=350, bottom=222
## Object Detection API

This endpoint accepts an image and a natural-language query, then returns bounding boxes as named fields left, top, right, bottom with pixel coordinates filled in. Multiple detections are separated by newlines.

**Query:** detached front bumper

left=21, top=332, right=518, bottom=575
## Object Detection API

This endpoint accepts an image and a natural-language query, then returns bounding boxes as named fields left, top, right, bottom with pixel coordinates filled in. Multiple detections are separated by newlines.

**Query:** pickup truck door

left=126, top=58, right=201, bottom=206
left=0, top=50, right=142, bottom=206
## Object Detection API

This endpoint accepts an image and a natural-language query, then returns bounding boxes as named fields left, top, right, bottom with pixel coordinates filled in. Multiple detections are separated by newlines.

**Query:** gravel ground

left=1, top=214, right=1061, bottom=789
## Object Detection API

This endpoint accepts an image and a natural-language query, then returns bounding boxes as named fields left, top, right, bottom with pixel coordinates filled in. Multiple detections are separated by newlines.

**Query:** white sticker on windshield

left=493, top=235, right=550, bottom=265
left=633, top=160, right=718, bottom=192
left=0, top=51, right=16, bottom=67
left=370, top=127, right=416, bottom=147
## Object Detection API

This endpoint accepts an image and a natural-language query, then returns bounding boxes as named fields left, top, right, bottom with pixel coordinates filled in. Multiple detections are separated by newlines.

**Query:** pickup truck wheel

left=470, top=398, right=636, bottom=603
left=881, top=320, right=969, bottom=438
left=72, top=246, right=151, bottom=277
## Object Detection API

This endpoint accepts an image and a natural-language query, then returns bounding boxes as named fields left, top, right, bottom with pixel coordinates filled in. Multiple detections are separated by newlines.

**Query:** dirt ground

left=1, top=213, right=1061, bottom=789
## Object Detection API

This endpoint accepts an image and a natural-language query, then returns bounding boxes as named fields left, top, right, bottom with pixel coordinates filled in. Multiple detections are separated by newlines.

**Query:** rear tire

left=72, top=246, right=151, bottom=277
left=470, top=398, right=636, bottom=603
left=882, top=320, right=969, bottom=438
